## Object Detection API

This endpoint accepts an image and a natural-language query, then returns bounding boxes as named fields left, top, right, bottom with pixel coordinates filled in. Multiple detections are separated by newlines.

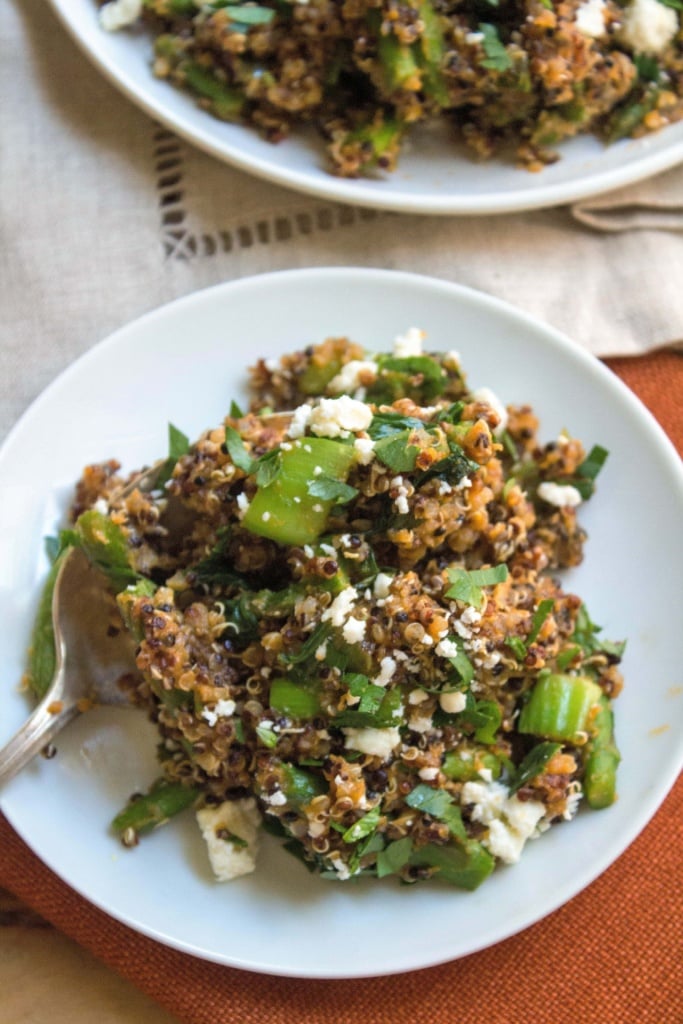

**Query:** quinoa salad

left=28, top=330, right=624, bottom=889
left=97, top=0, right=683, bottom=175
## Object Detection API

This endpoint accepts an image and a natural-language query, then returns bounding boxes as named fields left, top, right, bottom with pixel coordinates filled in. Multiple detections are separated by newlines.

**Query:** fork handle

left=0, top=682, right=79, bottom=788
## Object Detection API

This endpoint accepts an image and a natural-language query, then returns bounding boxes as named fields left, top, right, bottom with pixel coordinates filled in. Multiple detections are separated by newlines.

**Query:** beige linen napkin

left=3, top=0, right=683, bottom=448
left=572, top=166, right=683, bottom=232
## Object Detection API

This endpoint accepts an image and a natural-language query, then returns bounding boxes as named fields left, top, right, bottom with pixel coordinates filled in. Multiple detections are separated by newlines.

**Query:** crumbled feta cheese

left=261, top=511, right=271, bottom=522
left=461, top=606, right=482, bottom=627
left=315, top=642, right=328, bottom=661
left=373, top=572, right=393, bottom=599
left=235, top=491, right=250, bottom=518
left=408, top=688, right=429, bottom=705
left=393, top=327, right=425, bottom=358
left=575, top=0, right=607, bottom=37
left=437, top=480, right=452, bottom=496
left=308, top=396, right=373, bottom=438
left=262, top=789, right=287, bottom=807
left=435, top=638, right=460, bottom=660
left=286, top=403, right=313, bottom=439
left=343, top=726, right=401, bottom=760
left=409, top=714, right=434, bottom=734
left=313, top=465, right=323, bottom=477
left=454, top=476, right=472, bottom=491
left=93, top=497, right=109, bottom=515
left=619, top=0, right=678, bottom=54
left=373, top=655, right=397, bottom=687
left=303, top=544, right=315, bottom=558
left=201, top=698, right=236, bottom=727
left=321, top=585, right=357, bottom=627
left=99, top=0, right=142, bottom=31
left=327, top=360, right=378, bottom=395
left=342, top=616, right=367, bottom=645
left=196, top=799, right=260, bottom=881
left=465, top=30, right=485, bottom=44
left=418, top=767, right=440, bottom=781
left=354, top=437, right=376, bottom=465
left=537, top=481, right=584, bottom=508
left=472, top=386, right=508, bottom=436
left=329, top=855, right=352, bottom=880
left=461, top=780, right=546, bottom=865
left=439, top=691, right=467, bottom=714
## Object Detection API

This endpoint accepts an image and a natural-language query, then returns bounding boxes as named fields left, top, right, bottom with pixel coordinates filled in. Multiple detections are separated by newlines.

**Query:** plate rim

left=1, top=267, right=682, bottom=978
left=47, top=0, right=683, bottom=216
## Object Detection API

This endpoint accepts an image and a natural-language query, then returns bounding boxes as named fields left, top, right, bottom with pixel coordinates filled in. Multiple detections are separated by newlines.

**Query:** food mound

left=97, top=0, right=683, bottom=175
left=31, top=329, right=624, bottom=889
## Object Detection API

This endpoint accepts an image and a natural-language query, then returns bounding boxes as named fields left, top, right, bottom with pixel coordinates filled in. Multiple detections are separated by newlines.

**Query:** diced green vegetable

left=269, top=676, right=319, bottom=719
left=112, top=779, right=200, bottom=837
left=410, top=839, right=495, bottom=890
left=518, top=673, right=603, bottom=744
left=242, top=438, right=357, bottom=545
left=183, top=62, right=245, bottom=121
left=442, top=749, right=501, bottom=782
left=583, top=696, right=620, bottom=808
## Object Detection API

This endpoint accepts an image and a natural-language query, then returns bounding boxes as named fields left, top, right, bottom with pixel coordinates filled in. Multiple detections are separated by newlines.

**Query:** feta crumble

left=327, top=359, right=378, bottom=395
left=575, top=0, right=607, bottom=38
left=201, top=698, right=237, bottom=728
left=354, top=437, right=376, bottom=465
left=99, top=0, right=142, bottom=31
left=619, top=0, right=678, bottom=55
left=321, top=585, right=358, bottom=627
left=373, top=655, right=398, bottom=687
left=343, top=726, right=401, bottom=760
left=537, top=481, right=584, bottom=508
left=342, top=616, right=367, bottom=645
left=308, top=396, right=373, bottom=438
left=373, top=572, right=393, bottom=599
left=461, top=779, right=546, bottom=865
left=472, top=386, right=508, bottom=436
left=393, top=327, right=425, bottom=358
left=287, top=403, right=313, bottom=439
left=196, top=798, right=260, bottom=881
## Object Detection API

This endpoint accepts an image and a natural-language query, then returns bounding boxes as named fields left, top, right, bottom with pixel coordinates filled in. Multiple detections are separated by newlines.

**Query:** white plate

left=49, top=0, right=683, bottom=215
left=1, top=268, right=681, bottom=978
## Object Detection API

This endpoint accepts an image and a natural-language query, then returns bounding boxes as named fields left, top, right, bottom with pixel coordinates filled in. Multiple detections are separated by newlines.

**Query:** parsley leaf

left=445, top=564, right=509, bottom=609
left=307, top=477, right=359, bottom=503
left=223, top=425, right=254, bottom=473
left=479, top=23, right=513, bottom=73
left=527, top=598, right=555, bottom=645
left=376, top=836, right=413, bottom=878
left=342, top=806, right=382, bottom=843
left=156, top=422, right=191, bottom=487
left=373, top=430, right=419, bottom=473
left=509, top=742, right=561, bottom=794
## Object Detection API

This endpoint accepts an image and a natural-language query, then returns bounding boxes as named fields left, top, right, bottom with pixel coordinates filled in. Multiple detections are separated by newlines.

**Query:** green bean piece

left=112, top=779, right=200, bottom=838
left=583, top=695, right=620, bottom=809
left=242, top=438, right=357, bottom=546
left=378, top=31, right=421, bottom=93
left=25, top=547, right=71, bottom=699
left=269, top=676, right=320, bottom=719
left=442, top=749, right=502, bottom=782
left=183, top=62, right=245, bottom=122
left=410, top=839, right=495, bottom=890
left=518, top=673, right=603, bottom=744
left=415, top=0, right=450, bottom=106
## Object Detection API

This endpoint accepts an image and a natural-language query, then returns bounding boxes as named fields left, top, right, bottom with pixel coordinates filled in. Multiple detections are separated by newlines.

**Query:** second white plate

left=49, top=0, right=683, bottom=215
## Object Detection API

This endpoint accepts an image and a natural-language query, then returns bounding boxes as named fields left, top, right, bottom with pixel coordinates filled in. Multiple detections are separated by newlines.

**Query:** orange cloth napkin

left=1, top=352, right=681, bottom=1024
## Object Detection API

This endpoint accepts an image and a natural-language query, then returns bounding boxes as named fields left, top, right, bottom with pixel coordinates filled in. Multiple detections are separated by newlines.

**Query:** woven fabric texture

left=0, top=353, right=680, bottom=1024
